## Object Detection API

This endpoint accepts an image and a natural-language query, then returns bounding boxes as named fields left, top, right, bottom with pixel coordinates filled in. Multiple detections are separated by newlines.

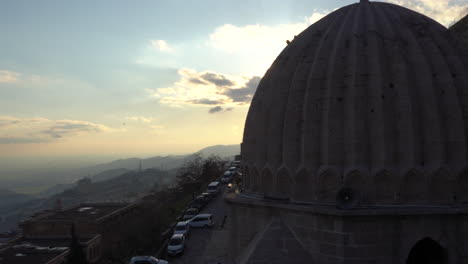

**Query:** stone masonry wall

left=228, top=199, right=467, bottom=264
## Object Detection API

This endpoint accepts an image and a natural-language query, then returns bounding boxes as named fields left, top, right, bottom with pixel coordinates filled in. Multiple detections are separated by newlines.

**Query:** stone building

left=0, top=203, right=136, bottom=264
left=227, top=0, right=468, bottom=263
left=0, top=235, right=101, bottom=264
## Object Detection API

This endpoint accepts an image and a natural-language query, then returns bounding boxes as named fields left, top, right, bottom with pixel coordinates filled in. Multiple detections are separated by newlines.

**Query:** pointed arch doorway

left=406, top=237, right=448, bottom=264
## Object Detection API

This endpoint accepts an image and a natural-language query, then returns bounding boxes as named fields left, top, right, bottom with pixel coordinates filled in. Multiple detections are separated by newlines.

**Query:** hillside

left=0, top=189, right=33, bottom=208
left=197, top=144, right=240, bottom=158
left=0, top=168, right=174, bottom=232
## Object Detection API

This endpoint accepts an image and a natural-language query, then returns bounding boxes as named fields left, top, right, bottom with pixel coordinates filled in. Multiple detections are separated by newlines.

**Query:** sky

left=0, top=0, right=467, bottom=168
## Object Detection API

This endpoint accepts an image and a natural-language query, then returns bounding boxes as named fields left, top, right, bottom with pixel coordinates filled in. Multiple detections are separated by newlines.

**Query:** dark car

left=201, top=192, right=213, bottom=201
left=182, top=208, right=199, bottom=220
left=190, top=196, right=206, bottom=210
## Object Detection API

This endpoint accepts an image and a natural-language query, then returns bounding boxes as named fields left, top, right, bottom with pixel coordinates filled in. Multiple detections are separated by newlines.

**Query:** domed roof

left=241, top=1, right=468, bottom=206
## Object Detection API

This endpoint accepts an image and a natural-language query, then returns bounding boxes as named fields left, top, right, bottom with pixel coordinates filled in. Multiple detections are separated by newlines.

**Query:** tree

left=175, top=153, right=226, bottom=193
left=67, top=223, right=87, bottom=264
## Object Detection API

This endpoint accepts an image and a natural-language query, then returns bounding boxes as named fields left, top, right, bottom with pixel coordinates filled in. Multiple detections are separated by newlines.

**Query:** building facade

left=0, top=203, right=136, bottom=264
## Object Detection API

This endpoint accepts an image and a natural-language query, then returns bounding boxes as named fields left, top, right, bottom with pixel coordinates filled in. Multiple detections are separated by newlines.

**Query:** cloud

left=0, top=137, right=50, bottom=144
left=150, top=68, right=261, bottom=108
left=125, top=116, right=153, bottom=124
left=208, top=106, right=233, bottom=114
left=208, top=10, right=329, bottom=54
left=189, top=98, right=225, bottom=105
left=200, top=72, right=236, bottom=87
left=0, top=116, right=112, bottom=144
left=222, top=76, right=261, bottom=103
left=0, top=70, right=20, bottom=83
left=386, top=0, right=467, bottom=27
left=209, top=106, right=224, bottom=113
left=150, top=40, right=174, bottom=53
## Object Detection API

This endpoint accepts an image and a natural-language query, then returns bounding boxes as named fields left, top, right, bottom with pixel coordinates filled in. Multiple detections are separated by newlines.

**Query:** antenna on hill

left=138, top=160, right=142, bottom=173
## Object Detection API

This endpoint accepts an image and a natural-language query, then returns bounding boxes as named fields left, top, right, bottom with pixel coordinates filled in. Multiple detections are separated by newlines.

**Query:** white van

left=207, top=181, right=220, bottom=195
left=188, top=214, right=215, bottom=228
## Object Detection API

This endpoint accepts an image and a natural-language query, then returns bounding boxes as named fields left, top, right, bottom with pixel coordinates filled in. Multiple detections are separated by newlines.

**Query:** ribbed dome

left=241, top=1, right=468, bottom=206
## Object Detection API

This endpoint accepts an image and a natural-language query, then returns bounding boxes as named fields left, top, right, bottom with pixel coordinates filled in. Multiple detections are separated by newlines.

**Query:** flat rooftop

left=0, top=244, right=66, bottom=264
left=0, top=236, right=97, bottom=264
left=38, top=203, right=130, bottom=221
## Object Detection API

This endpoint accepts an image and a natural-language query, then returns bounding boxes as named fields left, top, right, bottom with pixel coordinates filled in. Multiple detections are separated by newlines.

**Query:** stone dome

left=241, top=0, right=468, bottom=206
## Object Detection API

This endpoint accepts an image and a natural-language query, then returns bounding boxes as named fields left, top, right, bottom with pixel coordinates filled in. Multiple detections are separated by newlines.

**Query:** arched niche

left=374, top=170, right=398, bottom=204
left=456, top=170, right=468, bottom=203
left=400, top=169, right=427, bottom=204
left=406, top=237, right=448, bottom=264
left=251, top=168, right=260, bottom=192
left=344, top=170, right=366, bottom=191
left=276, top=167, right=292, bottom=199
left=429, top=168, right=454, bottom=205
left=242, top=166, right=250, bottom=190
left=261, top=168, right=274, bottom=197
left=293, top=168, right=312, bottom=202
left=316, top=169, right=341, bottom=204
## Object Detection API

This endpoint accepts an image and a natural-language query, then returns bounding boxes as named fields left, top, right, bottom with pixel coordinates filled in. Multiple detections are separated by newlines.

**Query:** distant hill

left=1, top=144, right=240, bottom=197
left=0, top=144, right=240, bottom=232
left=0, top=168, right=174, bottom=232
left=36, top=168, right=131, bottom=197
left=92, top=168, right=130, bottom=182
left=197, top=144, right=240, bottom=158
left=65, top=144, right=239, bottom=182
left=41, top=168, right=173, bottom=210
left=0, top=189, right=33, bottom=208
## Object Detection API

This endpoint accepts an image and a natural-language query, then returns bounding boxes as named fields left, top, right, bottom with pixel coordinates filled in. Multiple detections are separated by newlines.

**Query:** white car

left=167, top=234, right=185, bottom=256
left=207, top=181, right=220, bottom=195
left=128, top=256, right=168, bottom=264
left=188, top=214, right=215, bottom=228
left=173, top=221, right=190, bottom=236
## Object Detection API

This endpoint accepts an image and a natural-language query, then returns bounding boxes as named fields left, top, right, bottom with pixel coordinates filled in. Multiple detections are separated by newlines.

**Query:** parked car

left=173, top=221, right=190, bottom=237
left=207, top=181, right=221, bottom=195
left=221, top=172, right=232, bottom=183
left=167, top=234, right=185, bottom=256
left=190, top=196, right=207, bottom=209
left=201, top=192, right=212, bottom=201
left=188, top=214, right=215, bottom=228
left=228, top=166, right=237, bottom=171
left=182, top=208, right=199, bottom=220
left=128, top=256, right=168, bottom=264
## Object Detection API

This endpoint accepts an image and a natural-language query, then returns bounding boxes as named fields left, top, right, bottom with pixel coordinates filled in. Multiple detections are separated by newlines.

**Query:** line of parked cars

left=128, top=161, right=241, bottom=263
left=166, top=180, right=221, bottom=257
left=220, top=161, right=241, bottom=184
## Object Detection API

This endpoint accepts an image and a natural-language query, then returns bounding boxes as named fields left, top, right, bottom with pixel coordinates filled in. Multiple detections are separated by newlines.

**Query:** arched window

left=406, top=237, right=448, bottom=264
